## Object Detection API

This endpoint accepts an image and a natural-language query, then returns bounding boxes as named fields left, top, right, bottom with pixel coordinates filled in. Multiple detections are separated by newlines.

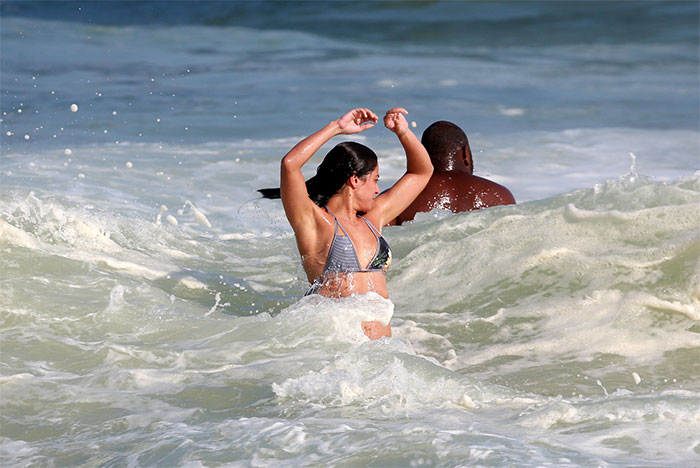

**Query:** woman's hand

left=361, top=321, right=392, bottom=340
left=383, top=107, right=409, bottom=137
left=336, top=108, right=378, bottom=135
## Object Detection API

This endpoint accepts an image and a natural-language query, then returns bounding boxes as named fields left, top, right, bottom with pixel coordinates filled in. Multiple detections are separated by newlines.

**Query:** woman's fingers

left=385, top=107, right=408, bottom=115
left=383, top=108, right=408, bottom=126
left=350, top=110, right=375, bottom=128
left=383, top=107, right=408, bottom=136
left=353, top=108, right=378, bottom=129
left=337, top=108, right=378, bottom=134
left=354, top=108, right=378, bottom=123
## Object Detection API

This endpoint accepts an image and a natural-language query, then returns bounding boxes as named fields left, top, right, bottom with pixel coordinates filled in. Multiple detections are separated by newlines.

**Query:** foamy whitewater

left=1, top=2, right=699, bottom=467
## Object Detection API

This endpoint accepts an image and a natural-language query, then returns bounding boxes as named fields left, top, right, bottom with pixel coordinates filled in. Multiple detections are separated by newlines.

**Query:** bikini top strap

left=325, top=207, right=349, bottom=237
left=319, top=207, right=341, bottom=277
left=360, top=216, right=381, bottom=239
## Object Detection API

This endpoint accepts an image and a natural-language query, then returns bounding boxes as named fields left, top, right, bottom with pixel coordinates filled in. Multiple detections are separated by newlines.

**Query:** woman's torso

left=301, top=209, right=391, bottom=298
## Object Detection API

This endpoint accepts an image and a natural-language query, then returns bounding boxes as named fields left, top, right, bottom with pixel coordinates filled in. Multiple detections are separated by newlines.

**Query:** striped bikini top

left=321, top=208, right=392, bottom=278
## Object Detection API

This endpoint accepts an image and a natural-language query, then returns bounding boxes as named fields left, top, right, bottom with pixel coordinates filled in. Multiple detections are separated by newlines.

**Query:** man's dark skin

left=393, top=121, right=515, bottom=225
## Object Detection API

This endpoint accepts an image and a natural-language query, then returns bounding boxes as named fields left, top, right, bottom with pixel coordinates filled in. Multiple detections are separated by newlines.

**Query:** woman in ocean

left=261, top=107, right=432, bottom=339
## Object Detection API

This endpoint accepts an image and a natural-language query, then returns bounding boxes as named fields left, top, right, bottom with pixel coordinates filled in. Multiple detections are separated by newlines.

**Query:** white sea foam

left=273, top=293, right=395, bottom=345
left=272, top=347, right=485, bottom=411
left=388, top=176, right=700, bottom=381
left=0, top=218, right=40, bottom=249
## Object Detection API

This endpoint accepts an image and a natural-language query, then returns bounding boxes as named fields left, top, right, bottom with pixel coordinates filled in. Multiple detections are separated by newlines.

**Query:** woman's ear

left=348, top=174, right=360, bottom=189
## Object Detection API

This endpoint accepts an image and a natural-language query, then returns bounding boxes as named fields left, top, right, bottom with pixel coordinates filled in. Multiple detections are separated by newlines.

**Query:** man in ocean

left=393, top=120, right=515, bottom=225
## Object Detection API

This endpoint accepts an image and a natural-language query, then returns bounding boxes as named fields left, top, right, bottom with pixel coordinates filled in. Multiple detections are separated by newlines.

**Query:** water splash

left=156, top=205, right=179, bottom=226
left=621, top=152, right=638, bottom=182
left=155, top=205, right=168, bottom=225
left=182, top=200, right=212, bottom=228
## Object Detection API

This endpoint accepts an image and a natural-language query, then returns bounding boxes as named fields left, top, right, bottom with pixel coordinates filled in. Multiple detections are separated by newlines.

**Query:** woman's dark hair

left=258, top=142, right=377, bottom=207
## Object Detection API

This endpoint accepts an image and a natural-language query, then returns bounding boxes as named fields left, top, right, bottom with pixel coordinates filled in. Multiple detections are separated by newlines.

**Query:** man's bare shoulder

left=394, top=172, right=515, bottom=224
left=467, top=174, right=516, bottom=206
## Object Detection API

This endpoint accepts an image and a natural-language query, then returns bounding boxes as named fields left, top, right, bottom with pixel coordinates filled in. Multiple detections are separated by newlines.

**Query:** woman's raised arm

left=374, top=108, right=433, bottom=226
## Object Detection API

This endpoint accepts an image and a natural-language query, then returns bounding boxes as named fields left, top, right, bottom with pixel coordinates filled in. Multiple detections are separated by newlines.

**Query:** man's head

left=421, top=121, right=473, bottom=173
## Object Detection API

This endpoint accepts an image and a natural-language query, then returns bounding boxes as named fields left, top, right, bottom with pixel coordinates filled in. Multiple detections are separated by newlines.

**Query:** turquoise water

left=1, top=2, right=699, bottom=466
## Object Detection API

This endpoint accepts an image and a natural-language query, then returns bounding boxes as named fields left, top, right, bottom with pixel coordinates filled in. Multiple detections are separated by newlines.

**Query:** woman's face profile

left=354, top=166, right=380, bottom=211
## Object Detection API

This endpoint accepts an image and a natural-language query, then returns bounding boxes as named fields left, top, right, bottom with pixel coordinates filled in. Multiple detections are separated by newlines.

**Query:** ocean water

left=1, top=1, right=699, bottom=467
